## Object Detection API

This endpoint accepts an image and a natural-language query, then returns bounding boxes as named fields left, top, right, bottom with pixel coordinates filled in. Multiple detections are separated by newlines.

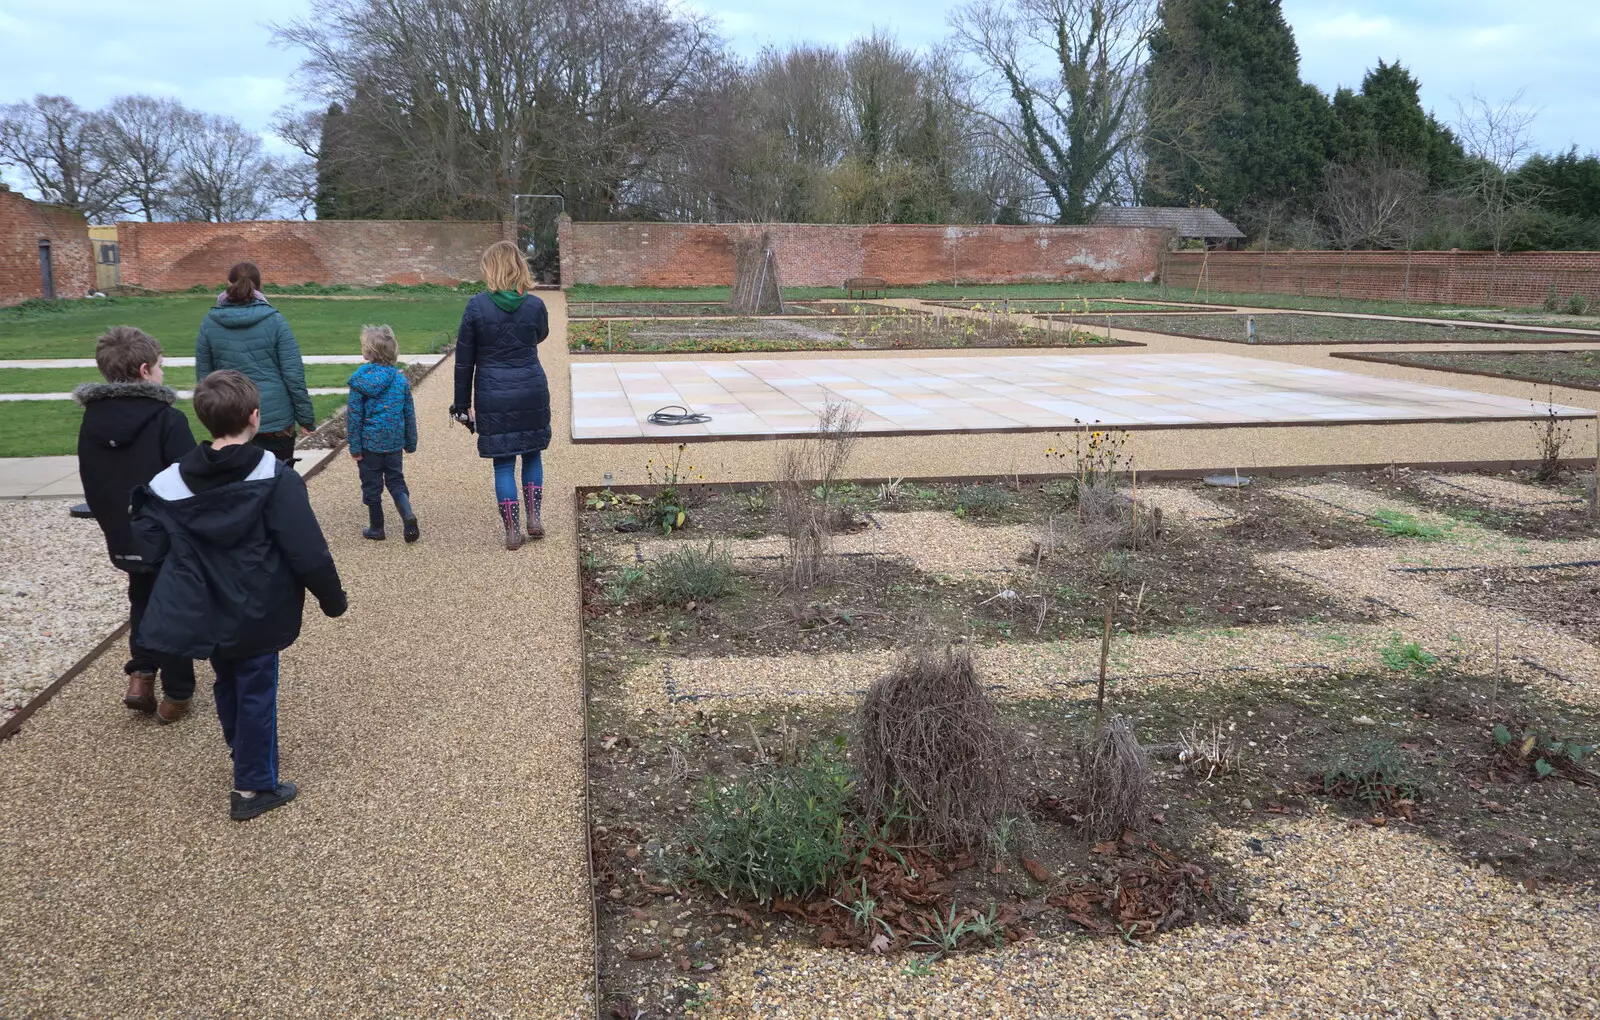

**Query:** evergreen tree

left=1329, top=61, right=1460, bottom=186
left=1143, top=0, right=1332, bottom=218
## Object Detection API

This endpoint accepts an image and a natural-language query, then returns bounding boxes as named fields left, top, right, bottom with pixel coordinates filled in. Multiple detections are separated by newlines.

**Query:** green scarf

left=488, top=289, right=526, bottom=313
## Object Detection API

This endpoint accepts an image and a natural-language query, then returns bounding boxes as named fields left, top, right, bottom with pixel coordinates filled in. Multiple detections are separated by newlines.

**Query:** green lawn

left=0, top=294, right=464, bottom=359
left=0, top=363, right=391, bottom=394
left=564, top=281, right=1588, bottom=322
left=0, top=393, right=349, bottom=458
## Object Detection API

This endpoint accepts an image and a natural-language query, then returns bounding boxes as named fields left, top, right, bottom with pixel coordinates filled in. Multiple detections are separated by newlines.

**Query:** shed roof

left=1092, top=206, right=1244, bottom=239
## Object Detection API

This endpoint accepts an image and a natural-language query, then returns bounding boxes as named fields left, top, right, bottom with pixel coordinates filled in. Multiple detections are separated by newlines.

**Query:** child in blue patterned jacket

left=348, top=325, right=420, bottom=542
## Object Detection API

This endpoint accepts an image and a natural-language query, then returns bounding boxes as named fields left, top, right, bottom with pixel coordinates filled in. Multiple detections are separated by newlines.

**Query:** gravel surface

left=0, top=299, right=594, bottom=1017
left=0, top=498, right=125, bottom=717
left=694, top=814, right=1600, bottom=1017
left=1417, top=473, right=1587, bottom=513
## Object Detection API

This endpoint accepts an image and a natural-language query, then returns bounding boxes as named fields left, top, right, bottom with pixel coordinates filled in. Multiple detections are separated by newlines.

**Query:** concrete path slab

left=0, top=456, right=79, bottom=498
left=571, top=352, right=1594, bottom=441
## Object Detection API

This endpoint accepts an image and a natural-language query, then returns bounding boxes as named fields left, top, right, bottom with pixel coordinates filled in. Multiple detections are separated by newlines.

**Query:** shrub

left=649, top=542, right=738, bottom=605
left=857, top=647, right=1012, bottom=853
left=777, top=400, right=862, bottom=588
left=1320, top=739, right=1418, bottom=808
left=1073, top=714, right=1152, bottom=839
left=1567, top=293, right=1592, bottom=316
left=683, top=750, right=858, bottom=904
left=1543, top=284, right=1563, bottom=312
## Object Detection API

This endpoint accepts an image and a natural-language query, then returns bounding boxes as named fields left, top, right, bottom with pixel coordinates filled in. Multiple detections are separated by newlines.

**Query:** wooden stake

left=1097, top=602, right=1113, bottom=722
left=1592, top=414, right=1599, bottom=521
left=1130, top=460, right=1139, bottom=553
left=1490, top=623, right=1502, bottom=720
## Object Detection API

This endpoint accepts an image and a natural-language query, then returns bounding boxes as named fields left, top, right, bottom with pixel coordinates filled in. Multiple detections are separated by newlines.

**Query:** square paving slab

left=570, top=353, right=1595, bottom=441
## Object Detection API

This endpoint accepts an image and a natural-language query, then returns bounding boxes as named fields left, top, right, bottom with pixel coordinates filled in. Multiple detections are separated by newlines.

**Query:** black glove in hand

left=449, top=405, right=476, bottom=434
left=321, top=591, right=349, bottom=618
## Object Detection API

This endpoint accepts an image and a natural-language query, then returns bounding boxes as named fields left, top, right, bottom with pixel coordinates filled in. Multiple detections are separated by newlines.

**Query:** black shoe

left=362, top=526, right=386, bottom=540
left=403, top=516, right=420, bottom=543
left=230, top=781, right=298, bottom=821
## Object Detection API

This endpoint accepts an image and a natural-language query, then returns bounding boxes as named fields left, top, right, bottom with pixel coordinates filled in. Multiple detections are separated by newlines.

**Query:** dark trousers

left=212, top=653, right=279, bottom=793
left=252, top=430, right=296, bottom=463
left=125, top=571, right=196, bottom=701
left=358, top=450, right=413, bottom=518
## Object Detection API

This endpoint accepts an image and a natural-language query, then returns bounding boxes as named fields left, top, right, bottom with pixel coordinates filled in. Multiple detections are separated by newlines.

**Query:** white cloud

left=1304, top=13, right=1393, bottom=40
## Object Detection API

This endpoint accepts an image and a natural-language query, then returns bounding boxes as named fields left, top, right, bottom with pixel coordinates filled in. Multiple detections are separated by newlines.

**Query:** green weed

left=1320, top=739, right=1419, bottom=809
left=1371, top=510, right=1446, bottom=540
left=648, top=542, right=738, bottom=605
left=1380, top=634, right=1439, bottom=674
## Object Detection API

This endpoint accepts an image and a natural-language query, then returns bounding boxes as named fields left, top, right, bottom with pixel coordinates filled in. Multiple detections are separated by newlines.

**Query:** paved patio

left=570, top=352, right=1595, bottom=441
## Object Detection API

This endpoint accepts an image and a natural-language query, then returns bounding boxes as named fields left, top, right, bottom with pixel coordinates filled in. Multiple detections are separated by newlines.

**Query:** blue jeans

left=212, top=653, right=279, bottom=793
left=492, top=452, right=543, bottom=503
left=358, top=450, right=413, bottom=518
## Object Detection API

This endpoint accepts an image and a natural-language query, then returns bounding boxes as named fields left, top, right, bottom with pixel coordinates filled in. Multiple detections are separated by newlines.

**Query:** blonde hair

left=360, top=324, right=398, bottom=365
left=481, top=240, right=533, bottom=293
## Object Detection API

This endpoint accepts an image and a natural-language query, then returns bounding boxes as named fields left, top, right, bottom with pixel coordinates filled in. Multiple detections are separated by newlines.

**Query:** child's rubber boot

left=523, top=483, right=545, bottom=540
left=230, top=780, right=298, bottom=821
left=363, top=502, right=385, bottom=541
left=394, top=491, right=420, bottom=543
left=499, top=500, right=524, bottom=551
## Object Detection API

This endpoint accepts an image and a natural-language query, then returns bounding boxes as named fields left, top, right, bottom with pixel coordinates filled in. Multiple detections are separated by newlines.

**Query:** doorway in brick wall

left=513, top=193, right=564, bottom=285
left=37, top=239, right=54, bottom=299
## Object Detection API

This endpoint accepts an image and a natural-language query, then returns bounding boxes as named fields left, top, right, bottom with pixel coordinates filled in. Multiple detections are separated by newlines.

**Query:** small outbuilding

left=1092, top=206, right=1244, bottom=248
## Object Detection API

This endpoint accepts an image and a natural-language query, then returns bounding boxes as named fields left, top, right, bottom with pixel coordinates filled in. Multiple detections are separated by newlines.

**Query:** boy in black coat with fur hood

left=132, top=370, right=347, bottom=821
left=73, top=327, right=198, bottom=721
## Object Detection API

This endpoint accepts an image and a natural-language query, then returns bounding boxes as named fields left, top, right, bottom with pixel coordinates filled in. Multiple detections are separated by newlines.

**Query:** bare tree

left=169, top=114, right=274, bottom=222
left=1318, top=158, right=1428, bottom=250
left=95, top=95, right=199, bottom=221
left=951, top=0, right=1157, bottom=224
left=1454, top=90, right=1542, bottom=253
left=0, top=95, right=116, bottom=218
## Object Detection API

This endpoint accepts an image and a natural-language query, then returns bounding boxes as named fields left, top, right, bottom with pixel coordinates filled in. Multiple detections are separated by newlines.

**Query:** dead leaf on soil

left=1022, top=858, right=1052, bottom=883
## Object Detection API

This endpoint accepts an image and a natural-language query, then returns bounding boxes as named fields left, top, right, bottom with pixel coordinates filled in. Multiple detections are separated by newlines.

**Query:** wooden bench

left=844, top=276, right=887, bottom=299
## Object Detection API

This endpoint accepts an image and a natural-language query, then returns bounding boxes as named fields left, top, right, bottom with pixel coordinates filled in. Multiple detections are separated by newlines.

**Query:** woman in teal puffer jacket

left=196, top=262, right=314, bottom=462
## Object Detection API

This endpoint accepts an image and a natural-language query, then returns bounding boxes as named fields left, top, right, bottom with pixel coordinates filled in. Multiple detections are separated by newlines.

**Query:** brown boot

left=499, top=499, right=524, bottom=551
left=124, top=672, right=157, bottom=713
left=156, top=698, right=190, bottom=724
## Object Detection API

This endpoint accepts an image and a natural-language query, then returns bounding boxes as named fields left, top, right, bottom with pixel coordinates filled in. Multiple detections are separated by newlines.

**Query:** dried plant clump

left=776, top=399, right=862, bottom=589
left=1178, top=722, right=1240, bottom=780
left=855, top=646, right=1012, bottom=853
left=1074, top=714, right=1153, bottom=840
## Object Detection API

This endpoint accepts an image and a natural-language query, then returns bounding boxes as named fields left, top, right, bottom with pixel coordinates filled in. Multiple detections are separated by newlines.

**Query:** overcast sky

left=1, top=0, right=1596, bottom=161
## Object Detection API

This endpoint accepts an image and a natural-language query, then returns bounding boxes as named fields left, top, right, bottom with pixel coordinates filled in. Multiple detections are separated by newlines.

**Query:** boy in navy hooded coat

left=347, top=325, right=419, bottom=542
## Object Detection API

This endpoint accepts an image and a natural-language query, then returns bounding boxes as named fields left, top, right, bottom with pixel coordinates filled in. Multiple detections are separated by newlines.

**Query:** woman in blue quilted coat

left=348, top=324, right=419, bottom=543
left=196, top=262, right=314, bottom=463
left=451, top=241, right=551, bottom=550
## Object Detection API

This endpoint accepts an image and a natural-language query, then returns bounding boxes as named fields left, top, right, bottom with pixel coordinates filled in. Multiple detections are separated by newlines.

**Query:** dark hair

left=95, top=326, right=163, bottom=383
left=225, top=262, right=262, bottom=304
left=193, top=370, right=260, bottom=437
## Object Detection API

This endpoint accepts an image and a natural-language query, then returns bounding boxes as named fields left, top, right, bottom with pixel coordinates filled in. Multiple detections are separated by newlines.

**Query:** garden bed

left=568, top=316, right=1137, bottom=354
left=926, top=299, right=1225, bottom=314
left=1100, top=313, right=1599, bottom=345
left=568, top=301, right=910, bottom=319
left=579, top=469, right=1600, bottom=1016
left=1333, top=349, right=1600, bottom=391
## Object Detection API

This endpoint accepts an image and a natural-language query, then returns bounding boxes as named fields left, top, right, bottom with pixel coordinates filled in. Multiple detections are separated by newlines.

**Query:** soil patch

left=1444, top=564, right=1600, bottom=645
left=1358, top=467, right=1598, bottom=542
left=1103, top=313, right=1598, bottom=345
left=568, top=316, right=1138, bottom=354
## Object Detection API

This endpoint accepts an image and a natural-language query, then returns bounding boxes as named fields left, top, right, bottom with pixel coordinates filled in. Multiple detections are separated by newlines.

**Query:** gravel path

left=696, top=814, right=1600, bottom=1017
left=0, top=297, right=594, bottom=1017
left=0, top=499, right=126, bottom=717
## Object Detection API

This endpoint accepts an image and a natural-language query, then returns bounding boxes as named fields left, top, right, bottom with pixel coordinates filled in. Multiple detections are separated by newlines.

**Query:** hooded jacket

left=347, top=363, right=418, bottom=456
left=453, top=290, right=551, bottom=458
left=195, top=299, right=314, bottom=433
left=73, top=380, right=198, bottom=572
left=131, top=443, right=347, bottom=660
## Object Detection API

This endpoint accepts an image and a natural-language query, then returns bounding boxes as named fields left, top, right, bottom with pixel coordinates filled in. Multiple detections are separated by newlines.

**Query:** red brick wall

left=119, top=219, right=511, bottom=291
left=1163, top=249, right=1600, bottom=308
left=557, top=220, right=1169, bottom=287
left=0, top=188, right=95, bottom=306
